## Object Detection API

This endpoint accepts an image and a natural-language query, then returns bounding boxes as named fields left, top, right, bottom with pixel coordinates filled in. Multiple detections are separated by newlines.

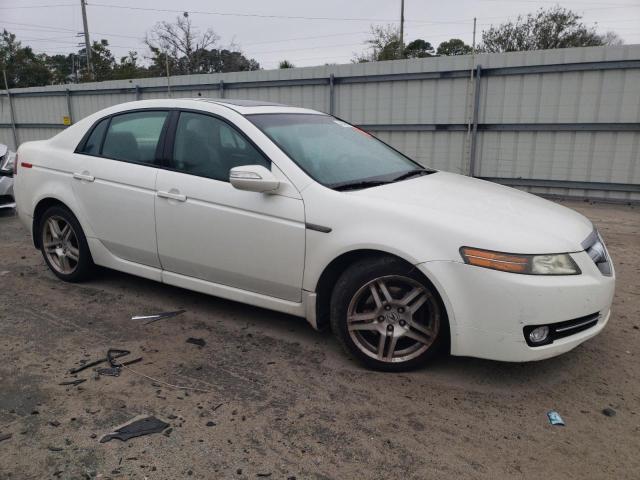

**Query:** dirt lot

left=0, top=200, right=638, bottom=480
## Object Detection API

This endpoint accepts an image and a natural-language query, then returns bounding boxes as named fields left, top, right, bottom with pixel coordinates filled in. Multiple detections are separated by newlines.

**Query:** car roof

left=190, top=98, right=324, bottom=116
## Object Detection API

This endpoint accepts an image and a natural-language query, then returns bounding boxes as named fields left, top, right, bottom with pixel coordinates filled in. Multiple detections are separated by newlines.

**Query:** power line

left=0, top=3, right=75, bottom=9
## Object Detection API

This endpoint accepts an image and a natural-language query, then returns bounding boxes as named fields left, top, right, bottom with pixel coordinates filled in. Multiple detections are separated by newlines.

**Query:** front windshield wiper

left=332, top=180, right=391, bottom=191
left=391, top=169, right=431, bottom=182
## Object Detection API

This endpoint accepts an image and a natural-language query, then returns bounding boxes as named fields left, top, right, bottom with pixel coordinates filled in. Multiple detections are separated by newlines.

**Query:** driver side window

left=172, top=112, right=269, bottom=182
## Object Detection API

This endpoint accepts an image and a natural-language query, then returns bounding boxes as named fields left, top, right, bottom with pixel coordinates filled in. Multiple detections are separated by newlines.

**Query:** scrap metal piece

left=99, top=415, right=169, bottom=443
left=547, top=410, right=565, bottom=426
left=131, top=309, right=186, bottom=325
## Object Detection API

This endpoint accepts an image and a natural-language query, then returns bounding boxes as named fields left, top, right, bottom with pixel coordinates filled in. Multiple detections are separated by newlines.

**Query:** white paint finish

left=14, top=98, right=617, bottom=363
left=420, top=252, right=614, bottom=361
left=71, top=155, right=161, bottom=267
left=155, top=169, right=306, bottom=302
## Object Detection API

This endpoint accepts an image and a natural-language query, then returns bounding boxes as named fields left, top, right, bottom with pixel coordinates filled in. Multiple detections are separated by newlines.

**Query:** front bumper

left=0, top=176, right=14, bottom=208
left=419, top=250, right=615, bottom=362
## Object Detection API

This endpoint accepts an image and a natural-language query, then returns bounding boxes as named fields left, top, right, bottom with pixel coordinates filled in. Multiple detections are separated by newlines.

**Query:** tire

left=330, top=256, right=447, bottom=371
left=38, top=205, right=94, bottom=282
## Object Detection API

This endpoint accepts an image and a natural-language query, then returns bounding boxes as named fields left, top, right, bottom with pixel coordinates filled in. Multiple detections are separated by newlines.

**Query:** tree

left=146, top=15, right=259, bottom=75
left=112, top=52, right=148, bottom=80
left=480, top=6, right=622, bottom=53
left=353, top=25, right=433, bottom=62
left=146, top=14, right=219, bottom=75
left=0, top=30, right=52, bottom=88
left=78, top=39, right=116, bottom=81
left=279, top=60, right=295, bottom=69
left=404, top=39, right=435, bottom=58
left=437, top=38, right=472, bottom=56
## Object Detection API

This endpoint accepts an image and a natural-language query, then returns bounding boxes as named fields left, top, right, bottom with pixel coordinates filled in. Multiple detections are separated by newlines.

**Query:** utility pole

left=165, top=51, right=172, bottom=98
left=80, top=0, right=92, bottom=79
left=399, top=0, right=405, bottom=58
left=464, top=17, right=478, bottom=175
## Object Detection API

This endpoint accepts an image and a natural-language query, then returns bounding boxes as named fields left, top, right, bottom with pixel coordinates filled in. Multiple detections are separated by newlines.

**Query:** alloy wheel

left=346, top=275, right=441, bottom=363
left=42, top=215, right=80, bottom=275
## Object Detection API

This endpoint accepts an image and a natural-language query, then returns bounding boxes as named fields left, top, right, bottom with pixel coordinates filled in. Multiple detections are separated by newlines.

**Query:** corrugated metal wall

left=1, top=45, right=639, bottom=202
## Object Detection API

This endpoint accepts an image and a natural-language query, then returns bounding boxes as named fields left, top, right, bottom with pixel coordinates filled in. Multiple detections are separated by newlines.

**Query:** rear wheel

left=39, top=206, right=93, bottom=282
left=330, top=257, right=446, bottom=371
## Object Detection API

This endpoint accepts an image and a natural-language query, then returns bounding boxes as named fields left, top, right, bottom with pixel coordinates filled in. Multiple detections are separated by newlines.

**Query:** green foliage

left=480, top=6, right=622, bottom=52
left=279, top=60, right=295, bottom=69
left=404, top=39, right=435, bottom=58
left=146, top=16, right=259, bottom=75
left=436, top=38, right=472, bottom=56
left=353, top=26, right=435, bottom=62
left=0, top=30, right=52, bottom=88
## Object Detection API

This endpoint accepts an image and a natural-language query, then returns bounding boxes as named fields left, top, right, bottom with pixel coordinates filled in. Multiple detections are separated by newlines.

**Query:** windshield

left=247, top=113, right=427, bottom=189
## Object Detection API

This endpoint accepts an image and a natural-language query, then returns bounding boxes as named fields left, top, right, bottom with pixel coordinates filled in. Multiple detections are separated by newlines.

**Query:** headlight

left=0, top=151, right=14, bottom=175
left=460, top=247, right=581, bottom=275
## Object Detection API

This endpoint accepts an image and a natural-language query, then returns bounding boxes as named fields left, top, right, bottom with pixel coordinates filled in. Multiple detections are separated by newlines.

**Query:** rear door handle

left=72, top=172, right=95, bottom=182
left=157, top=190, right=187, bottom=202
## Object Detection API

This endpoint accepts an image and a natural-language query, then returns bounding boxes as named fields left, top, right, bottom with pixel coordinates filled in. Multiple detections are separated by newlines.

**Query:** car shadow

left=85, top=264, right=601, bottom=393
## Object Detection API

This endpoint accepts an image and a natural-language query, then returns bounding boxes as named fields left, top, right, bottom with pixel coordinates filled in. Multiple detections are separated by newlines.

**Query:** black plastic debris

left=132, top=309, right=186, bottom=325
left=186, top=337, right=206, bottom=347
left=100, top=416, right=169, bottom=443
left=69, top=349, right=130, bottom=374
left=602, top=407, right=617, bottom=417
left=68, top=349, right=142, bottom=378
left=59, top=379, right=87, bottom=386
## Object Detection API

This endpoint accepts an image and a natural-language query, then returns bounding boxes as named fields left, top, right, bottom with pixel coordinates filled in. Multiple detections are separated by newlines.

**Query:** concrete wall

left=1, top=45, right=639, bottom=202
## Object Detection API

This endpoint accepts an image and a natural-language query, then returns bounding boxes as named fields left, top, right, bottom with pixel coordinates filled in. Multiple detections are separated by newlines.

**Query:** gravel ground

left=0, top=200, right=638, bottom=480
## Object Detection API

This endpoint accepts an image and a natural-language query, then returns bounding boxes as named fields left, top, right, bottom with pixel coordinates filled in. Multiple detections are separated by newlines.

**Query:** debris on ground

left=100, top=415, right=170, bottom=443
left=186, top=337, right=206, bottom=347
left=68, top=349, right=131, bottom=374
left=67, top=349, right=142, bottom=378
left=602, top=407, right=617, bottom=417
left=547, top=410, right=565, bottom=426
left=0, top=433, right=12, bottom=443
left=59, top=379, right=87, bottom=386
left=132, top=309, right=186, bottom=325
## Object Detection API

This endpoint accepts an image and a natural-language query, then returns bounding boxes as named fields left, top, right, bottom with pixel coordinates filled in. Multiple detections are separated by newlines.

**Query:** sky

left=2, top=0, right=639, bottom=70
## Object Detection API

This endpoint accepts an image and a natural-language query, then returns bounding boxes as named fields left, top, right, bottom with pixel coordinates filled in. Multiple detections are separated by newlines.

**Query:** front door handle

left=157, top=190, right=187, bottom=202
left=73, top=172, right=95, bottom=182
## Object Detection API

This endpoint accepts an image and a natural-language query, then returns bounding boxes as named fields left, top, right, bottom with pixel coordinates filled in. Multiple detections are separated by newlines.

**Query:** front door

left=154, top=111, right=305, bottom=302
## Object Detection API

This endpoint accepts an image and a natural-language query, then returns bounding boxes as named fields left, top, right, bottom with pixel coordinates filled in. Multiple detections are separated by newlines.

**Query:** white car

left=13, top=99, right=615, bottom=370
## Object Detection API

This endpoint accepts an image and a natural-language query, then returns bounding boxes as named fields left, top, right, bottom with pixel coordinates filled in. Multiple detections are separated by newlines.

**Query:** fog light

left=529, top=326, right=550, bottom=344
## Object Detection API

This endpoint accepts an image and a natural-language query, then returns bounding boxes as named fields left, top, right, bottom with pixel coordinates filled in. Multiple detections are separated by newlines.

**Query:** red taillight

left=20, top=162, right=32, bottom=169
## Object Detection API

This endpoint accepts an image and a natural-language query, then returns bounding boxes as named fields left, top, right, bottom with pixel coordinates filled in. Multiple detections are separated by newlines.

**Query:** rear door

left=72, top=110, right=169, bottom=267
left=154, top=110, right=306, bottom=301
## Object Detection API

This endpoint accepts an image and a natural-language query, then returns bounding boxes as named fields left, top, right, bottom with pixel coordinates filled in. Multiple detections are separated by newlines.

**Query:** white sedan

left=13, top=99, right=615, bottom=370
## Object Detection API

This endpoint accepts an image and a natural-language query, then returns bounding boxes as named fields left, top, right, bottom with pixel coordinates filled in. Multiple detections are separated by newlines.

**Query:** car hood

left=350, top=171, right=593, bottom=254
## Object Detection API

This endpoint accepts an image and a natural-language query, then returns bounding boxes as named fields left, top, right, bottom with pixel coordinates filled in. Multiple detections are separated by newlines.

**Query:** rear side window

left=80, top=118, right=109, bottom=155
left=101, top=111, right=168, bottom=165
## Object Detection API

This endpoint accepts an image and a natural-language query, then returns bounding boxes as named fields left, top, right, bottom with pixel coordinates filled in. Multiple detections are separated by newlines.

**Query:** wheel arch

left=313, top=249, right=451, bottom=348
left=32, top=197, right=78, bottom=249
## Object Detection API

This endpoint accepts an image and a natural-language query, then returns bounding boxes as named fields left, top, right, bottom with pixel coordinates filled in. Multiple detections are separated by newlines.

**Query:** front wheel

left=39, top=205, right=93, bottom=282
left=330, top=257, right=446, bottom=371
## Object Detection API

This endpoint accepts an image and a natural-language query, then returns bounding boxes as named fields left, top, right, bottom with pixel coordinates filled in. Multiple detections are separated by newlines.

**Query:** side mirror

left=229, top=165, right=280, bottom=193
